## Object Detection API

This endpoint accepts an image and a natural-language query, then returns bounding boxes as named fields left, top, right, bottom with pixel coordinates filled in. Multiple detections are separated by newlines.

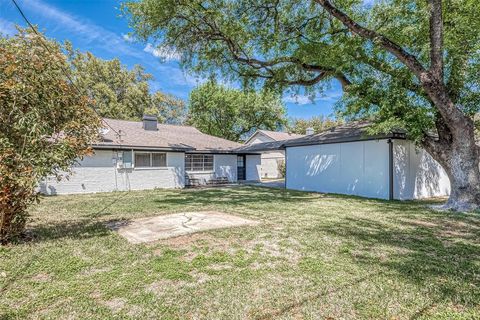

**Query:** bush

left=0, top=30, right=100, bottom=243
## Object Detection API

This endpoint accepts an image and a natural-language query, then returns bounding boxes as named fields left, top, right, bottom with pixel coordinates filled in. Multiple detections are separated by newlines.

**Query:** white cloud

left=144, top=43, right=181, bottom=62
left=122, top=33, right=133, bottom=42
left=283, top=95, right=314, bottom=105
left=0, top=18, right=16, bottom=36
left=25, top=0, right=141, bottom=58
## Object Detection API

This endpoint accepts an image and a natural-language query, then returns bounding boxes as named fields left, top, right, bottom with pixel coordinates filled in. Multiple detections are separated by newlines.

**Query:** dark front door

left=237, top=155, right=246, bottom=180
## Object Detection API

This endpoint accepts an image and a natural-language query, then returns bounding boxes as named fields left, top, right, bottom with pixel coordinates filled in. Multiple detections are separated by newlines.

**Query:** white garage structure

left=284, top=121, right=451, bottom=200
left=39, top=117, right=261, bottom=195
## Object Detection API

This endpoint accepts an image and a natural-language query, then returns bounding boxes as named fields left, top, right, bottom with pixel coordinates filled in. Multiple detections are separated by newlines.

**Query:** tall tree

left=66, top=45, right=187, bottom=123
left=124, top=0, right=480, bottom=211
left=290, top=116, right=341, bottom=135
left=188, top=81, right=286, bottom=141
left=0, top=30, right=100, bottom=243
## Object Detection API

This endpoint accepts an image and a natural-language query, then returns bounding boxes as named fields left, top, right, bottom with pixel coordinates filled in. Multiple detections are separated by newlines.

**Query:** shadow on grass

left=26, top=220, right=111, bottom=243
left=256, top=272, right=380, bottom=320
left=153, top=186, right=320, bottom=208
left=311, top=214, right=480, bottom=315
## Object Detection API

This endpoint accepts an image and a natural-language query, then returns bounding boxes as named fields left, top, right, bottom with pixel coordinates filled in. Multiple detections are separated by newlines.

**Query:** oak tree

left=124, top=0, right=480, bottom=211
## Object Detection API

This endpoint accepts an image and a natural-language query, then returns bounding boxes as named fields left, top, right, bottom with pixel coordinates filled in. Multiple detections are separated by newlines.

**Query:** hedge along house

left=261, top=121, right=451, bottom=200
left=39, top=116, right=261, bottom=195
left=243, top=130, right=304, bottom=179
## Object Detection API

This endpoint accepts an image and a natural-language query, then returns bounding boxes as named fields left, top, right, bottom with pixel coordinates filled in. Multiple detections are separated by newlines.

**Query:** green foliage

left=123, top=0, right=480, bottom=140
left=289, top=115, right=341, bottom=135
left=66, top=44, right=187, bottom=124
left=0, top=30, right=101, bottom=243
left=187, top=80, right=287, bottom=141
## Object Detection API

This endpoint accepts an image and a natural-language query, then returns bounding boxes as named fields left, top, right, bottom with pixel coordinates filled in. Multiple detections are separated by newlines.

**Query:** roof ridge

left=103, top=118, right=200, bottom=130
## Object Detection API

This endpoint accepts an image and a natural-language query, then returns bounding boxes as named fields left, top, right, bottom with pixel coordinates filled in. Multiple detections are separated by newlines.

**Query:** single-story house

left=39, top=116, right=261, bottom=195
left=243, top=129, right=304, bottom=179
left=240, top=121, right=451, bottom=200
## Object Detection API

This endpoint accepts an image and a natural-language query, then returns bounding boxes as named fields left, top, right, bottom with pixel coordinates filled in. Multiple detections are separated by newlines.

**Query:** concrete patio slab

left=108, top=211, right=259, bottom=244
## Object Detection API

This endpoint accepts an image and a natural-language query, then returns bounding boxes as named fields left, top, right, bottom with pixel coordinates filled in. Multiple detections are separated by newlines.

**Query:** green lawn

left=1, top=186, right=479, bottom=319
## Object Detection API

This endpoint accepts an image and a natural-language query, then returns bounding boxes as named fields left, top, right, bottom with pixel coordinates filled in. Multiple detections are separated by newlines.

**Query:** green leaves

left=187, top=80, right=287, bottom=141
left=0, top=29, right=101, bottom=243
left=67, top=45, right=186, bottom=123
left=123, top=0, right=480, bottom=141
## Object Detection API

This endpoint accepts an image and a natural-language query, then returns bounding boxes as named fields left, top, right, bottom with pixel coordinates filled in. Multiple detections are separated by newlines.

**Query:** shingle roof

left=95, top=118, right=243, bottom=152
left=238, top=121, right=407, bottom=152
left=282, top=121, right=406, bottom=147
left=259, top=130, right=304, bottom=141
left=236, top=140, right=287, bottom=152
left=245, top=129, right=304, bottom=144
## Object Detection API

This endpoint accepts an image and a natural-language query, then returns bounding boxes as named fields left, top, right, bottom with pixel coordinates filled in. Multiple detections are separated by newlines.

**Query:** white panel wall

left=260, top=151, right=285, bottom=179
left=246, top=155, right=261, bottom=181
left=38, top=150, right=185, bottom=195
left=286, top=140, right=390, bottom=199
left=393, top=140, right=450, bottom=199
left=214, top=154, right=237, bottom=182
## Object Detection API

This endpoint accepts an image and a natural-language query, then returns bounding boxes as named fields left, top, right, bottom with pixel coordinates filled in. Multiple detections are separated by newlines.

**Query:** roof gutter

left=92, top=144, right=195, bottom=152
left=282, top=132, right=406, bottom=148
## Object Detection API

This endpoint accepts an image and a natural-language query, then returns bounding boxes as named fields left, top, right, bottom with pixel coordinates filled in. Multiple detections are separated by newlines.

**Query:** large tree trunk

left=423, top=121, right=480, bottom=212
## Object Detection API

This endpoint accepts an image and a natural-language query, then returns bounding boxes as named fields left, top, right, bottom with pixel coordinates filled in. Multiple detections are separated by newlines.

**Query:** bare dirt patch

left=103, top=298, right=126, bottom=312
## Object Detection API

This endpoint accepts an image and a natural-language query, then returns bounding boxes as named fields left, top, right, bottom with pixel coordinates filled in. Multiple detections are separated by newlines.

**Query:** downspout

left=388, top=139, right=394, bottom=200
left=284, top=147, right=287, bottom=189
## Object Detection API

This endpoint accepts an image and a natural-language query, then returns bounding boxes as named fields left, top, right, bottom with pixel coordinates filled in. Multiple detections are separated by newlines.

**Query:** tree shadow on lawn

left=308, top=213, right=480, bottom=315
left=152, top=186, right=320, bottom=208
left=25, top=220, right=111, bottom=243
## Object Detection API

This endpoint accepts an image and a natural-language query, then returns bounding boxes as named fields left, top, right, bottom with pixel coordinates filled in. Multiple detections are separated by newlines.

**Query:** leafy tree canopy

left=289, top=116, right=341, bottom=135
left=123, top=0, right=480, bottom=211
left=0, top=30, right=100, bottom=243
left=123, top=0, right=480, bottom=139
left=66, top=44, right=187, bottom=124
left=188, top=80, right=287, bottom=141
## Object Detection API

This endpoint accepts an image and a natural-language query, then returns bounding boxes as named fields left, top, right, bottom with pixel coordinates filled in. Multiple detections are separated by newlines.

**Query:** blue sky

left=0, top=0, right=343, bottom=119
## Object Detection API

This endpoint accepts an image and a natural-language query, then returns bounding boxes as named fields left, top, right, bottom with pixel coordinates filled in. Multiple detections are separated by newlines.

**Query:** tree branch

left=314, top=0, right=427, bottom=77
left=428, top=0, right=444, bottom=80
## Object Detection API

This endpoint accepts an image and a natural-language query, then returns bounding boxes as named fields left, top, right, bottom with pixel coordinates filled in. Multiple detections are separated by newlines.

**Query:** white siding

left=186, top=154, right=237, bottom=184
left=38, top=149, right=185, bottom=195
left=393, top=140, right=450, bottom=199
left=246, top=155, right=261, bottom=181
left=260, top=151, right=285, bottom=179
left=214, top=154, right=237, bottom=181
left=286, top=140, right=390, bottom=199
left=247, top=133, right=274, bottom=145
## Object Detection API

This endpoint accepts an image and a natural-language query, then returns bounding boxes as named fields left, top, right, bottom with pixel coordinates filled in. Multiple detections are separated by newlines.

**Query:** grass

left=1, top=186, right=480, bottom=319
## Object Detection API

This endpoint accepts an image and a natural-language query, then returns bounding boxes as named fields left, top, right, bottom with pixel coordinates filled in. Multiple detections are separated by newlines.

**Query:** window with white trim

left=134, top=152, right=167, bottom=168
left=185, top=154, right=214, bottom=171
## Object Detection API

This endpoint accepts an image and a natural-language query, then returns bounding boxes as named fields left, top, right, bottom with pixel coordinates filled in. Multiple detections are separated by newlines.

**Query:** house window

left=185, top=154, right=214, bottom=171
left=152, top=153, right=167, bottom=167
left=135, top=152, right=167, bottom=168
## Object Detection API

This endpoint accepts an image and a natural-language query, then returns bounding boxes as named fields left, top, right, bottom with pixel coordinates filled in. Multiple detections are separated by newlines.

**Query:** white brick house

left=39, top=116, right=261, bottom=195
